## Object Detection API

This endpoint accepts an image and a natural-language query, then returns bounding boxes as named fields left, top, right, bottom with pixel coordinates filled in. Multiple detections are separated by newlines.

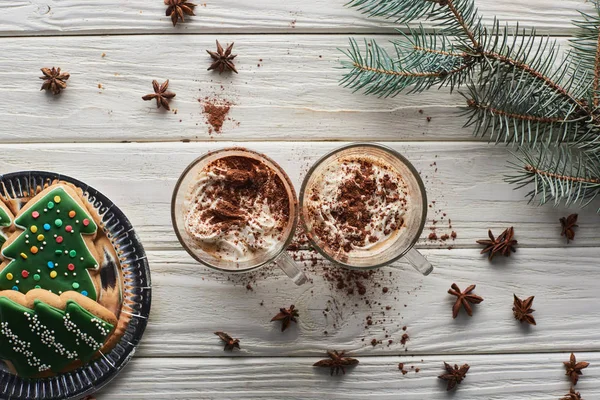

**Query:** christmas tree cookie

left=0, top=185, right=101, bottom=300
left=0, top=182, right=128, bottom=380
left=0, top=289, right=117, bottom=379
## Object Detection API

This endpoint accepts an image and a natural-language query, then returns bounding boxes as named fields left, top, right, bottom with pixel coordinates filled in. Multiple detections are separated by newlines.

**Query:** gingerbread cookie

left=0, top=181, right=129, bottom=380
left=0, top=185, right=100, bottom=300
left=0, top=289, right=117, bottom=379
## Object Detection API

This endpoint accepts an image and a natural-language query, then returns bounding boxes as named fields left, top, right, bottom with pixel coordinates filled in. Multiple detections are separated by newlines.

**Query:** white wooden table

left=2, top=1, right=600, bottom=399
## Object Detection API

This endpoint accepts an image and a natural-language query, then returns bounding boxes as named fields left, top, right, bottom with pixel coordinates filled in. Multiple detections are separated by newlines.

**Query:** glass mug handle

left=403, top=248, right=434, bottom=276
left=275, top=252, right=308, bottom=285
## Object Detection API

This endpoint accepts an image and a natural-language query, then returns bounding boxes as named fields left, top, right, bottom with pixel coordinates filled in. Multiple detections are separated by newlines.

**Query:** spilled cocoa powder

left=199, top=97, right=233, bottom=134
left=217, top=159, right=419, bottom=353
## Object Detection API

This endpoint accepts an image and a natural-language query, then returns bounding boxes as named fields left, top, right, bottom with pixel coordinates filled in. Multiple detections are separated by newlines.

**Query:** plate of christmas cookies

left=0, top=172, right=151, bottom=400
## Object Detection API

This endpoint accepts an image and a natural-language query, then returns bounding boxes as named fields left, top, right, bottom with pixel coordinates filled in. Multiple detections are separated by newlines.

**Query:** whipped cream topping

left=184, top=156, right=290, bottom=265
left=305, top=156, right=408, bottom=258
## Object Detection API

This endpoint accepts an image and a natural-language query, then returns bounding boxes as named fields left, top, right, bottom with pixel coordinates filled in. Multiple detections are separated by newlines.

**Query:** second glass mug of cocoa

left=299, top=143, right=433, bottom=276
left=171, top=148, right=307, bottom=285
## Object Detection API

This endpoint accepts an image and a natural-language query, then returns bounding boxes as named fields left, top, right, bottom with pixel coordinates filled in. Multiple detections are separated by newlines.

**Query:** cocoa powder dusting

left=203, top=156, right=289, bottom=227
left=307, top=158, right=407, bottom=255
left=186, top=155, right=291, bottom=260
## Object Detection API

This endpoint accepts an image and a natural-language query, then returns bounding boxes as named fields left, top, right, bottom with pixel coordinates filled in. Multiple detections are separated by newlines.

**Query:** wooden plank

left=0, top=142, right=595, bottom=251
left=135, top=247, right=600, bottom=357
left=0, top=0, right=594, bottom=36
left=98, top=353, right=600, bottom=399
left=0, top=35, right=581, bottom=143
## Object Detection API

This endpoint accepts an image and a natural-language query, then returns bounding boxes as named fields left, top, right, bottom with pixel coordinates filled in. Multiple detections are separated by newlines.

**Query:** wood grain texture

left=97, top=353, right=600, bottom=399
left=0, top=0, right=594, bottom=36
left=136, top=248, right=600, bottom=357
left=0, top=142, right=596, bottom=251
left=0, top=35, right=577, bottom=143
left=2, top=1, right=600, bottom=397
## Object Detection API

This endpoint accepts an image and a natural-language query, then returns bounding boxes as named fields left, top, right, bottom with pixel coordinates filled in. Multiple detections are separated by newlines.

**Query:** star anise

left=560, top=387, right=583, bottom=400
left=165, top=0, right=196, bottom=26
left=40, top=67, right=70, bottom=95
left=142, top=79, right=176, bottom=110
left=214, top=331, right=240, bottom=351
left=313, top=350, right=359, bottom=376
left=560, top=214, right=579, bottom=243
left=476, top=227, right=517, bottom=260
left=448, top=283, right=484, bottom=318
left=438, top=362, right=470, bottom=391
left=271, top=304, right=299, bottom=332
left=207, top=41, right=238, bottom=74
left=513, top=294, right=536, bottom=325
left=564, top=353, right=589, bottom=385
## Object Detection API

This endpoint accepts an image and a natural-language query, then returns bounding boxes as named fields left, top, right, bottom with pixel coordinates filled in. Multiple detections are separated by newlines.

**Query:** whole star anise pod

left=214, top=331, right=240, bottom=351
left=438, top=362, right=470, bottom=391
left=560, top=214, right=579, bottom=243
left=448, top=283, right=484, bottom=318
left=513, top=294, right=536, bottom=325
left=142, top=79, right=176, bottom=110
left=313, top=350, right=359, bottom=376
left=207, top=40, right=238, bottom=74
left=40, top=67, right=70, bottom=95
left=560, top=387, right=583, bottom=400
left=165, top=0, right=196, bottom=26
left=476, top=227, right=517, bottom=260
left=271, top=304, right=299, bottom=332
left=564, top=353, right=589, bottom=385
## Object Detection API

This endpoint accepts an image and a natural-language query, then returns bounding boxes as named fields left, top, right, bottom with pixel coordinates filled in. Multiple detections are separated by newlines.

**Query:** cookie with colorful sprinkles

left=0, top=289, right=117, bottom=379
left=0, top=184, right=101, bottom=300
left=0, top=179, right=134, bottom=383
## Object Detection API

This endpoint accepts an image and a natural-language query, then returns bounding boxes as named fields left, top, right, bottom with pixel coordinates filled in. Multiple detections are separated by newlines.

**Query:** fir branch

left=351, top=62, right=471, bottom=77
left=444, top=0, right=480, bottom=49
left=413, top=46, right=465, bottom=57
left=341, top=38, right=475, bottom=96
left=462, top=48, right=588, bottom=145
left=507, top=145, right=600, bottom=210
left=477, top=22, right=591, bottom=114
left=594, top=32, right=600, bottom=107
left=483, top=50, right=588, bottom=112
left=523, top=164, right=600, bottom=184
left=346, top=0, right=439, bottom=24
left=570, top=2, right=600, bottom=106
left=347, top=0, right=483, bottom=49
left=343, top=0, right=600, bottom=210
left=467, top=99, right=567, bottom=124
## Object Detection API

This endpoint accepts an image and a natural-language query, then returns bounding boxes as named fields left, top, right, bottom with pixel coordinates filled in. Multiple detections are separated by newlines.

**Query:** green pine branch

left=342, top=0, right=600, bottom=211
left=570, top=1, right=600, bottom=106
left=507, top=145, right=600, bottom=210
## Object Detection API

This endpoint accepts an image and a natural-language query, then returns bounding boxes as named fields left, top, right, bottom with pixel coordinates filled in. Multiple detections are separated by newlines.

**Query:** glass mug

left=171, top=148, right=308, bottom=285
left=299, top=143, right=433, bottom=275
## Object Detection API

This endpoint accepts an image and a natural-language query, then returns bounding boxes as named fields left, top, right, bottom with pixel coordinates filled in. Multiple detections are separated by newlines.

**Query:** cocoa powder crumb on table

left=398, top=363, right=408, bottom=375
left=400, top=333, right=409, bottom=345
